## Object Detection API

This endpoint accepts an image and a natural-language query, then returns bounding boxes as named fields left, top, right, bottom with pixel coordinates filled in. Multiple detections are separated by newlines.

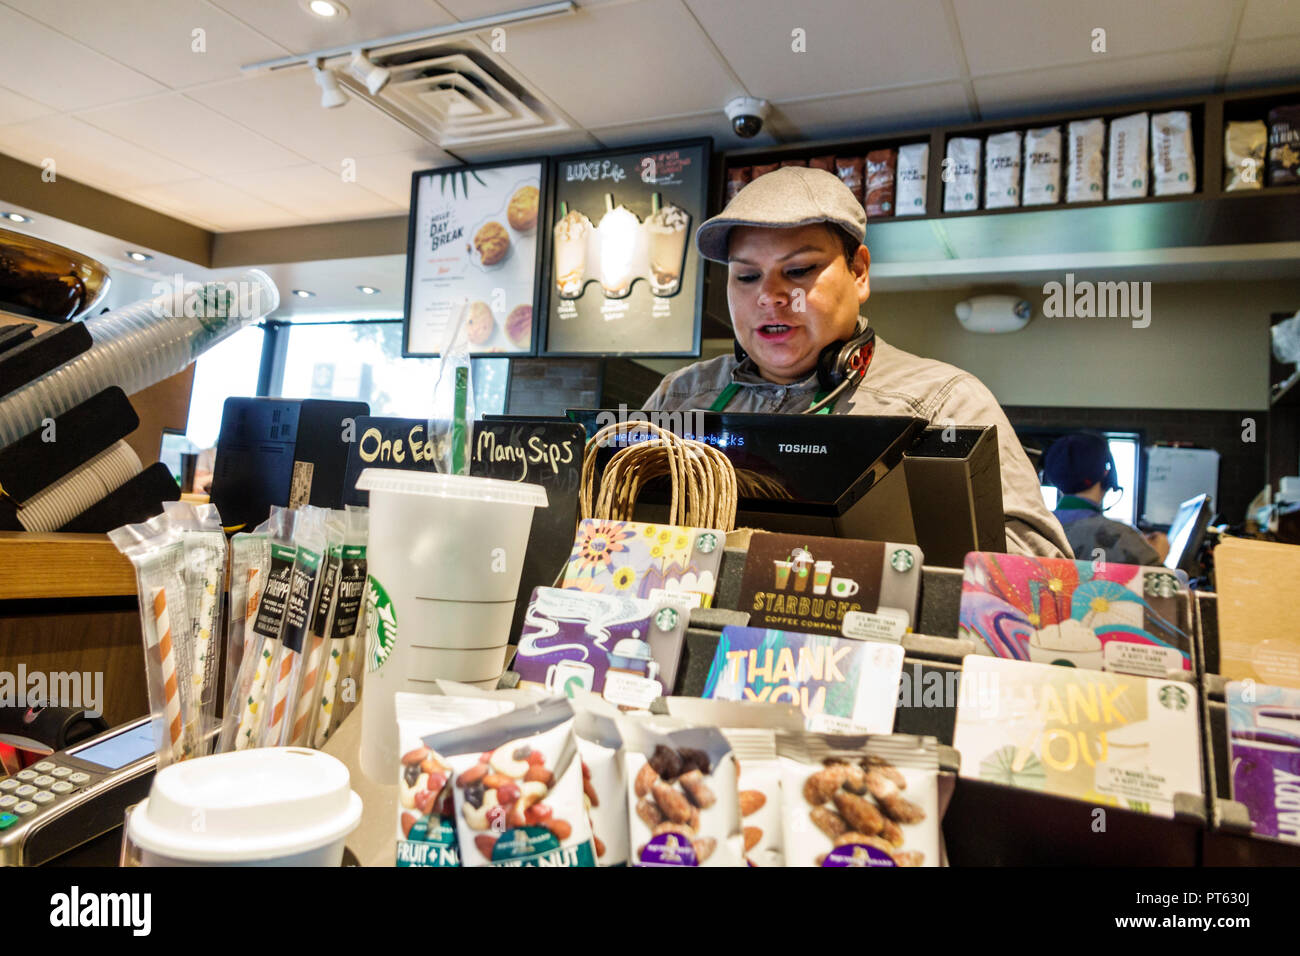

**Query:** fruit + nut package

left=1066, top=118, right=1105, bottom=202
left=1107, top=112, right=1149, bottom=199
left=425, top=697, right=596, bottom=866
left=395, top=693, right=516, bottom=867
left=574, top=707, right=628, bottom=866
left=621, top=717, right=744, bottom=867
left=779, top=732, right=939, bottom=867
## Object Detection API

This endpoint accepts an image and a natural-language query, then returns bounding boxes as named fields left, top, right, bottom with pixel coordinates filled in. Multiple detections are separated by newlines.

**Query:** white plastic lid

left=128, top=748, right=363, bottom=863
left=356, top=468, right=548, bottom=508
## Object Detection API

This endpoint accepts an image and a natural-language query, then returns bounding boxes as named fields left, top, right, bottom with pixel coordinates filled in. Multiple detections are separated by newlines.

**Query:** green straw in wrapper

left=452, top=364, right=468, bottom=475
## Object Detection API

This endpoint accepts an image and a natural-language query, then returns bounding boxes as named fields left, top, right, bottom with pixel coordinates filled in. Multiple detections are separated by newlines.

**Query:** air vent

left=333, top=45, right=569, bottom=149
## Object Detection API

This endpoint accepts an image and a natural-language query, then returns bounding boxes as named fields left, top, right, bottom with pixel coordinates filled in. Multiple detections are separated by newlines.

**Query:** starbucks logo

left=654, top=607, right=680, bottom=632
left=889, top=549, right=915, bottom=573
left=366, top=575, right=397, bottom=672
left=695, top=533, right=718, bottom=554
left=1143, top=572, right=1179, bottom=599
left=1158, top=684, right=1189, bottom=712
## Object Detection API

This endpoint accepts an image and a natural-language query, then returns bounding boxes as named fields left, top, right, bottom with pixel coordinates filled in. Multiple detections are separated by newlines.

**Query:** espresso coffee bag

left=1066, top=118, right=1105, bottom=202
left=1022, top=126, right=1062, bottom=205
left=1108, top=112, right=1149, bottom=199
left=809, top=155, right=837, bottom=173
left=1224, top=120, right=1266, bottom=191
left=984, top=131, right=1022, bottom=209
left=1151, top=111, right=1195, bottom=196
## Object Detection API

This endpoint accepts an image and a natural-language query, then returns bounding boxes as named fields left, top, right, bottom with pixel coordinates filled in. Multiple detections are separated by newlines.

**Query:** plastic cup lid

left=356, top=468, right=548, bottom=509
left=127, top=748, right=363, bottom=862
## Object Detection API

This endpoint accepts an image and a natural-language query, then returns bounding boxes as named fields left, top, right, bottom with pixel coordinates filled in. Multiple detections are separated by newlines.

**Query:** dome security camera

left=725, top=96, right=770, bottom=139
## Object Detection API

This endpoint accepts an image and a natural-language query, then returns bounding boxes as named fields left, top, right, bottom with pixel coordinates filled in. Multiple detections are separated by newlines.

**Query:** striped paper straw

left=261, top=644, right=298, bottom=747
left=150, top=587, right=185, bottom=763
left=235, top=636, right=277, bottom=750
left=289, top=635, right=325, bottom=746
left=189, top=569, right=219, bottom=744
left=313, top=642, right=344, bottom=747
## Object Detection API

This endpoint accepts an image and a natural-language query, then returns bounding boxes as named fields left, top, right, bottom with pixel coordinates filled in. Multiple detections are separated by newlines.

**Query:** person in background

left=1044, top=432, right=1169, bottom=565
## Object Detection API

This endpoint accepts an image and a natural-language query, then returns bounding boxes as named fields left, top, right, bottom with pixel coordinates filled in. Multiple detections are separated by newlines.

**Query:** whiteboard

left=1143, top=447, right=1220, bottom=525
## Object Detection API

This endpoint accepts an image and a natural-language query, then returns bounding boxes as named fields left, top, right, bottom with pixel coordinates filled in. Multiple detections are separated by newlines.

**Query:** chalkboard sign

left=543, top=138, right=709, bottom=357
left=343, top=416, right=584, bottom=640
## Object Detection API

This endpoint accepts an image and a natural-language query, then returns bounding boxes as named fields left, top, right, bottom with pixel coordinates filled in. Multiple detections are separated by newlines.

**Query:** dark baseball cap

left=695, top=166, right=867, bottom=263
left=1043, top=433, right=1117, bottom=495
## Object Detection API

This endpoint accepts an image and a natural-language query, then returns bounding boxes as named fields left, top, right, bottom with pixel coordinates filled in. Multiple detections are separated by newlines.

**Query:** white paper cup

left=356, top=469, right=547, bottom=783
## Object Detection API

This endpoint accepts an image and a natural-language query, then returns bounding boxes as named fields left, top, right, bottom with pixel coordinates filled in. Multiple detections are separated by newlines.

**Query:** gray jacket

left=643, top=334, right=1072, bottom=559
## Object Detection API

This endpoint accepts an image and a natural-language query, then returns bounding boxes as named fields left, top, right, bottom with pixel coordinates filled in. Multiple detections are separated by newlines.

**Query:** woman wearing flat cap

left=643, top=166, right=1071, bottom=558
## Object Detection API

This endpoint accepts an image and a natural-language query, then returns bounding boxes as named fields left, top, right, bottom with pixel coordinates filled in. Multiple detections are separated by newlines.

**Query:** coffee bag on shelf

left=942, top=137, right=980, bottom=212
left=895, top=143, right=929, bottom=216
left=1066, top=118, right=1105, bottom=202
left=1022, top=125, right=1062, bottom=205
left=1224, top=120, right=1266, bottom=191
left=1151, top=110, right=1195, bottom=196
left=865, top=149, right=897, bottom=218
left=1268, top=104, right=1300, bottom=186
left=984, top=131, right=1022, bottom=209
left=1107, top=112, right=1149, bottom=199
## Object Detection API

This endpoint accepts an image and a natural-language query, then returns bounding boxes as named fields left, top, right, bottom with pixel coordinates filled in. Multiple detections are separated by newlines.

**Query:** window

left=184, top=324, right=264, bottom=450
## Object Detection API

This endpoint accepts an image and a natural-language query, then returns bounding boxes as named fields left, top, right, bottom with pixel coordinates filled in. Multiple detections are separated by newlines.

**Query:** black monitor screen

left=1165, top=493, right=1212, bottom=573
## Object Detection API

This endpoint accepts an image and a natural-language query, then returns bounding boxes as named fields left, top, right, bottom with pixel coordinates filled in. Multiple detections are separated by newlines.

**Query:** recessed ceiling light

left=126, top=250, right=153, bottom=262
left=2, top=212, right=32, bottom=223
left=301, top=0, right=348, bottom=20
left=292, top=289, right=315, bottom=298
left=357, top=285, right=380, bottom=295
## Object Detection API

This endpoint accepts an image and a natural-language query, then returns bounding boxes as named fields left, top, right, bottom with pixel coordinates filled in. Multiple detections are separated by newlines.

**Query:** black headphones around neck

left=735, top=325, right=876, bottom=394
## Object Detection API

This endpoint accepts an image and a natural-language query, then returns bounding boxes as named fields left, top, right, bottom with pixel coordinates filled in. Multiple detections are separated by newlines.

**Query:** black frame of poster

left=402, top=156, right=549, bottom=358
left=540, top=137, right=711, bottom=359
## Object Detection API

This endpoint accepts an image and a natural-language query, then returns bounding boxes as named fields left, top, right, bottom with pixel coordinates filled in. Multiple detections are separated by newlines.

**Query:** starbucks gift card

left=736, top=532, right=923, bottom=642
left=561, top=518, right=724, bottom=609
left=959, top=552, right=1191, bottom=677
left=1227, top=681, right=1300, bottom=844
left=1215, top=538, right=1300, bottom=689
left=953, top=656, right=1202, bottom=818
left=511, top=587, right=688, bottom=709
left=701, top=626, right=905, bottom=734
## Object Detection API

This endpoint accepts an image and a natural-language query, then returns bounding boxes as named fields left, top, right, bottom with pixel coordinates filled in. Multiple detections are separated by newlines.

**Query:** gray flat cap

left=695, top=166, right=867, bottom=262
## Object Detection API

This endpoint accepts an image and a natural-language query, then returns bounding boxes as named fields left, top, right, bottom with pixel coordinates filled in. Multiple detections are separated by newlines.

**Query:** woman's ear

left=853, top=244, right=871, bottom=304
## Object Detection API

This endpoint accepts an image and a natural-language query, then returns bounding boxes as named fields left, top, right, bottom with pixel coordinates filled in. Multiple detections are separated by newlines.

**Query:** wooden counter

left=0, top=531, right=136, bottom=600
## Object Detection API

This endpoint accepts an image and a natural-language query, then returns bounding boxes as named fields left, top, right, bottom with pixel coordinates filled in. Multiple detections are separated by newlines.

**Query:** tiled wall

left=506, top=358, right=601, bottom=416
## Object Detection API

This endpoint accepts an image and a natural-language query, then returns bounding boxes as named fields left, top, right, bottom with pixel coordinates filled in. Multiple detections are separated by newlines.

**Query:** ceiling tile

left=0, top=83, right=53, bottom=125
left=437, top=0, right=622, bottom=17
left=686, top=0, right=961, bottom=99
left=446, top=128, right=600, bottom=162
left=348, top=149, right=457, bottom=206
left=1226, top=37, right=1300, bottom=87
left=1238, top=0, right=1300, bottom=40
left=0, top=114, right=200, bottom=190
left=207, top=0, right=455, bottom=56
left=187, top=69, right=435, bottom=166
left=769, top=82, right=972, bottom=141
left=488, top=1, right=742, bottom=129
left=972, top=48, right=1222, bottom=119
left=128, top=177, right=305, bottom=231
left=0, top=4, right=165, bottom=110
left=76, top=93, right=310, bottom=178
left=589, top=110, right=781, bottom=152
left=952, top=0, right=1236, bottom=75
left=1, top=0, right=289, bottom=88
left=215, top=164, right=403, bottom=222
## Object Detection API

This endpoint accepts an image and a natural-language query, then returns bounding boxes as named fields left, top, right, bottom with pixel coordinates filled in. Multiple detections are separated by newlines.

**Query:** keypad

left=0, top=758, right=102, bottom=829
left=0, top=779, right=18, bottom=793
left=13, top=802, right=36, bottom=815
left=50, top=781, right=73, bottom=794
left=33, top=762, right=55, bottom=773
left=32, top=775, right=54, bottom=788
left=0, top=795, right=16, bottom=809
left=32, top=792, right=54, bottom=805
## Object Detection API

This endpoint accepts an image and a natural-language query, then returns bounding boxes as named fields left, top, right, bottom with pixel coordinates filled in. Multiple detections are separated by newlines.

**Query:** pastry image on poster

left=512, top=587, right=689, bottom=708
left=958, top=552, right=1191, bottom=677
left=403, top=159, right=544, bottom=356
left=953, top=656, right=1202, bottom=818
left=560, top=518, right=723, bottom=609
left=545, top=139, right=709, bottom=356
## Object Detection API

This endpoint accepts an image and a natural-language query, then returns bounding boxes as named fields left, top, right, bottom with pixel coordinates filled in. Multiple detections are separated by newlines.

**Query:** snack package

left=983, top=131, right=1022, bottom=209
left=162, top=501, right=227, bottom=756
left=1022, top=125, right=1062, bottom=205
left=809, top=154, right=836, bottom=173
left=835, top=156, right=865, bottom=205
left=942, top=137, right=980, bottom=212
left=1268, top=104, right=1300, bottom=186
left=1151, top=110, right=1195, bottom=196
left=575, top=709, right=628, bottom=866
left=895, top=143, right=928, bottom=216
left=288, top=510, right=344, bottom=746
left=1224, top=120, right=1267, bottom=191
left=621, top=718, right=744, bottom=867
left=1066, top=118, right=1105, bottom=202
left=725, top=166, right=752, bottom=202
left=425, top=698, right=597, bottom=866
left=109, top=514, right=195, bottom=767
left=395, top=692, right=516, bottom=866
left=315, top=507, right=369, bottom=745
left=1107, top=112, right=1149, bottom=199
left=779, top=732, right=939, bottom=867
left=865, top=149, right=896, bottom=218
left=260, top=507, right=328, bottom=747
left=224, top=530, right=270, bottom=725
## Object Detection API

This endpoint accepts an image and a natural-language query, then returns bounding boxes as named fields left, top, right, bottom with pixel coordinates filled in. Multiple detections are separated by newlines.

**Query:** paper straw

left=188, top=565, right=220, bottom=743
left=241, top=567, right=261, bottom=661
left=313, top=641, right=344, bottom=747
left=235, top=636, right=277, bottom=750
left=150, top=587, right=185, bottom=763
left=290, top=635, right=325, bottom=746
left=262, top=644, right=298, bottom=747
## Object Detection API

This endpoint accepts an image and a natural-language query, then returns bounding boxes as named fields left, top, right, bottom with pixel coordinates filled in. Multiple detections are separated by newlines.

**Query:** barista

left=643, top=167, right=1070, bottom=558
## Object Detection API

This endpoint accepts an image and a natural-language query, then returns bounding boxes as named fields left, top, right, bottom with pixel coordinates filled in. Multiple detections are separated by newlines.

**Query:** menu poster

left=702, top=626, right=905, bottom=734
left=544, top=139, right=709, bottom=357
left=953, top=656, right=1202, bottom=818
left=1227, top=681, right=1300, bottom=843
left=403, top=159, right=545, bottom=357
left=737, top=532, right=923, bottom=642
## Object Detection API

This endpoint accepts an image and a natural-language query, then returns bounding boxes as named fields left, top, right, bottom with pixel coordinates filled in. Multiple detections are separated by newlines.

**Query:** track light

left=312, top=59, right=348, bottom=109
left=349, top=50, right=390, bottom=96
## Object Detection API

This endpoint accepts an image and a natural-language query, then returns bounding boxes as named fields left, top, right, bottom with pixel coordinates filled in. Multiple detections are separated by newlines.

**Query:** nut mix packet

left=1224, top=120, right=1266, bottom=191
left=575, top=709, right=629, bottom=866
left=425, top=697, right=597, bottom=867
left=395, top=692, right=516, bottom=867
left=778, top=732, right=939, bottom=867
left=621, top=718, right=744, bottom=867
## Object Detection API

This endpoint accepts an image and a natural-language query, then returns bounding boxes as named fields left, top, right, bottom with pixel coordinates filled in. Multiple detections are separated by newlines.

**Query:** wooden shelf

left=0, top=531, right=137, bottom=601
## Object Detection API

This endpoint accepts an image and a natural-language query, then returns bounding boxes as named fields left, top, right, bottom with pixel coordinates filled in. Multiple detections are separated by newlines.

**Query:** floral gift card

left=561, top=519, right=724, bottom=609
left=959, top=552, right=1191, bottom=678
